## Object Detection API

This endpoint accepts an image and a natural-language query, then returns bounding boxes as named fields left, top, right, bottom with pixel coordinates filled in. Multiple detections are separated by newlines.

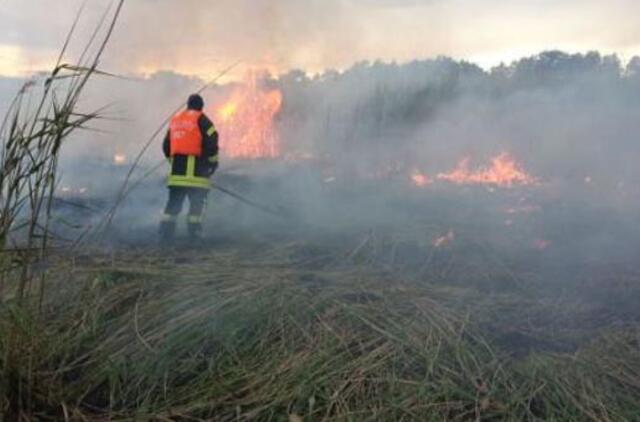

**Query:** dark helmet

left=187, top=94, right=204, bottom=111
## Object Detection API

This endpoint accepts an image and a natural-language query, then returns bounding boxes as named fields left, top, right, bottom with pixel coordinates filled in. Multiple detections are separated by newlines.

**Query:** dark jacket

left=163, top=109, right=219, bottom=189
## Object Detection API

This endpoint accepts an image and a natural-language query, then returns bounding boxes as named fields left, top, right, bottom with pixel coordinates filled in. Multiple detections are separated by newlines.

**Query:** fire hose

left=210, top=183, right=286, bottom=219
left=99, top=61, right=242, bottom=233
left=123, top=159, right=287, bottom=219
left=97, top=61, right=291, bottom=235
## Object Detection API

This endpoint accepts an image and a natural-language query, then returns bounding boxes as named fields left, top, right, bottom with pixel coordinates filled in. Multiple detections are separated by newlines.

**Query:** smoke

left=5, top=0, right=640, bottom=77
left=274, top=52, right=640, bottom=199
left=0, top=76, right=28, bottom=119
left=0, top=0, right=367, bottom=76
left=247, top=51, right=640, bottom=274
left=103, top=0, right=640, bottom=76
left=3, top=50, right=640, bottom=271
left=4, top=51, right=640, bottom=190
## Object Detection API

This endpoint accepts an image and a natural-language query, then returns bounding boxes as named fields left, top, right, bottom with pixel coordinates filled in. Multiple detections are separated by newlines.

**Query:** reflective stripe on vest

left=167, top=156, right=211, bottom=189
left=169, top=110, right=203, bottom=156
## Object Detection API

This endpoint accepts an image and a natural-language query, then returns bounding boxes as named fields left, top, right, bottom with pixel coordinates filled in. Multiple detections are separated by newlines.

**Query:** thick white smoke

left=2, top=50, right=640, bottom=262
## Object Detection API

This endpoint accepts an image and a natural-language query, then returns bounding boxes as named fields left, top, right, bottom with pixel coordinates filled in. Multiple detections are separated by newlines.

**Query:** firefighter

left=159, top=94, right=219, bottom=243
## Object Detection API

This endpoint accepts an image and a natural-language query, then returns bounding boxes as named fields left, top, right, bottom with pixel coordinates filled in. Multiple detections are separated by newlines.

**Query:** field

left=2, top=6, right=640, bottom=418
left=2, top=172, right=640, bottom=421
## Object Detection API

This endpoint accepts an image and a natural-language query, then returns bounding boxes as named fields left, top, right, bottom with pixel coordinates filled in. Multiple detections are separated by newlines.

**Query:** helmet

left=187, top=94, right=204, bottom=111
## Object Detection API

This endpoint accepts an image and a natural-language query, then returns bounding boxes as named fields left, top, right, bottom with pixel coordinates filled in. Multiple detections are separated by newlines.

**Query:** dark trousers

left=159, top=187, right=208, bottom=240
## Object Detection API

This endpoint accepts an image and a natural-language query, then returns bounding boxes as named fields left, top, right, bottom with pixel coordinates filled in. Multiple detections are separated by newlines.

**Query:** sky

left=1, top=0, right=640, bottom=79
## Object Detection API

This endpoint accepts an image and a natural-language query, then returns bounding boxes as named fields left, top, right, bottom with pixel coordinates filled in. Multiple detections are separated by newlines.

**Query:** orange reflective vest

left=169, top=110, right=203, bottom=156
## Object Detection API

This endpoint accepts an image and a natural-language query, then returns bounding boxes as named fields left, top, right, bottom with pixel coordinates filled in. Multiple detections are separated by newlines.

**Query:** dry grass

left=1, top=3, right=639, bottom=420
left=0, top=0, right=124, bottom=302
left=0, top=241, right=638, bottom=421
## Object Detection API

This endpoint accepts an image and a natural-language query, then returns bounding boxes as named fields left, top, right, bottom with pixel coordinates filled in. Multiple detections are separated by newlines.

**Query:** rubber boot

left=187, top=222, right=203, bottom=245
left=159, top=220, right=176, bottom=245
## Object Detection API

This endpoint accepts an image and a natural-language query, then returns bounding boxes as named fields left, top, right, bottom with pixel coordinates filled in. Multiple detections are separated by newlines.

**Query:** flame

left=437, top=152, right=537, bottom=187
left=113, top=153, right=127, bottom=166
left=411, top=170, right=432, bottom=187
left=213, top=71, right=283, bottom=159
left=218, top=102, right=238, bottom=121
left=433, top=230, right=455, bottom=248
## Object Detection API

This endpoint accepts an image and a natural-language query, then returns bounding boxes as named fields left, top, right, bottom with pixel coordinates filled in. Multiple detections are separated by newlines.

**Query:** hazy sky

left=1, top=0, right=639, bottom=78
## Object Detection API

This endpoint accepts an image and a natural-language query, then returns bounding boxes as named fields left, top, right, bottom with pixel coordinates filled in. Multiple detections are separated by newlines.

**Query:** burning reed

left=2, top=3, right=640, bottom=421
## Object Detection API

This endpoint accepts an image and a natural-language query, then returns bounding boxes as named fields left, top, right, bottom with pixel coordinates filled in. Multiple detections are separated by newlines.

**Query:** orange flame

left=411, top=170, right=432, bottom=187
left=113, top=153, right=127, bottom=166
left=437, top=152, right=537, bottom=187
left=213, top=71, right=283, bottom=159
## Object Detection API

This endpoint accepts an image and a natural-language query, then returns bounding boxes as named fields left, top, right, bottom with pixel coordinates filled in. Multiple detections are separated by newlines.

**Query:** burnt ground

left=50, top=164, right=640, bottom=361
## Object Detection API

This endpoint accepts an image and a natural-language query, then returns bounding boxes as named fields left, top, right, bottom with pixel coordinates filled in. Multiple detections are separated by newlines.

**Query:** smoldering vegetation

left=275, top=52, right=640, bottom=194
left=49, top=51, right=640, bottom=260
left=3, top=50, right=640, bottom=420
